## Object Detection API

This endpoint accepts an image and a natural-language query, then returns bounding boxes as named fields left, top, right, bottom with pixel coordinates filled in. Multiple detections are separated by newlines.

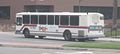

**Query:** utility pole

left=35, top=0, right=38, bottom=12
left=79, top=0, right=80, bottom=12
left=78, top=0, right=82, bottom=12
left=112, top=0, right=118, bottom=29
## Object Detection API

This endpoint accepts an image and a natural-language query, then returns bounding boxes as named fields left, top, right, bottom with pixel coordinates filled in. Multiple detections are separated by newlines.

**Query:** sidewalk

left=0, top=41, right=120, bottom=53
left=0, top=41, right=87, bottom=51
left=0, top=32, right=15, bottom=35
left=0, top=41, right=62, bottom=49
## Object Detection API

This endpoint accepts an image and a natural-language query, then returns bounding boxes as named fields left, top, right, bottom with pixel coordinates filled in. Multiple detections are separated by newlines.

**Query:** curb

left=0, top=42, right=88, bottom=51
left=95, top=38, right=120, bottom=42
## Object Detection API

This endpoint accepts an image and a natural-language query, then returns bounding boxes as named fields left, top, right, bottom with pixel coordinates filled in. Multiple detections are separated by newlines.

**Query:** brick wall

left=0, top=24, right=15, bottom=32
left=105, top=19, right=120, bottom=27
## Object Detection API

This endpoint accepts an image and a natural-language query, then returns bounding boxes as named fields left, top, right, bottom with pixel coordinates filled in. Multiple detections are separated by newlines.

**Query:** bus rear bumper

left=72, top=34, right=105, bottom=39
left=86, top=34, right=105, bottom=38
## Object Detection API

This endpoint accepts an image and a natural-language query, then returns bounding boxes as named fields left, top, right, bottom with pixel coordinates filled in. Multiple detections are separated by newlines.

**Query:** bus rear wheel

left=63, top=31, right=72, bottom=41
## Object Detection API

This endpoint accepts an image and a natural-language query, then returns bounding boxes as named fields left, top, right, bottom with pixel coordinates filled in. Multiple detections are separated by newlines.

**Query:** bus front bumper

left=15, top=30, right=23, bottom=34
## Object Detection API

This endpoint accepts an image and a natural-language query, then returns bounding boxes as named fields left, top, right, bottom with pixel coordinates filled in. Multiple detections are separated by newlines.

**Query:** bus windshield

left=16, top=17, right=22, bottom=25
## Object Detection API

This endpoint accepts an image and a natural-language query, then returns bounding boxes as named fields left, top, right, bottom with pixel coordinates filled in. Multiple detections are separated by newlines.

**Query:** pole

left=79, top=0, right=80, bottom=12
left=35, top=0, right=38, bottom=12
left=112, top=0, right=118, bottom=36
left=78, top=0, right=82, bottom=12
left=112, top=0, right=118, bottom=29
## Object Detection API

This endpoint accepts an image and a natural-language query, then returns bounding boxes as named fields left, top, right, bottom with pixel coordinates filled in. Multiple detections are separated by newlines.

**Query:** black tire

left=63, top=31, right=72, bottom=41
left=38, top=36, right=44, bottom=39
left=78, top=39, right=86, bottom=42
left=24, top=29, right=30, bottom=38
left=29, top=35, right=35, bottom=38
left=78, top=38, right=89, bottom=42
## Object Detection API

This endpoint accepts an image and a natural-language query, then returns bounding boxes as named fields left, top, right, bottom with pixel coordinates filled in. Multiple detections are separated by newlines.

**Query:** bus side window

left=39, top=15, right=46, bottom=24
left=60, top=15, right=69, bottom=25
left=31, top=15, right=38, bottom=24
left=70, top=16, right=79, bottom=26
left=48, top=15, right=54, bottom=25
left=23, top=15, right=30, bottom=24
left=55, top=15, right=59, bottom=25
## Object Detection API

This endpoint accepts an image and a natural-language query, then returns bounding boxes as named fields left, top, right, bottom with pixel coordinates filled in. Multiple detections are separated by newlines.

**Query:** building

left=0, top=0, right=120, bottom=31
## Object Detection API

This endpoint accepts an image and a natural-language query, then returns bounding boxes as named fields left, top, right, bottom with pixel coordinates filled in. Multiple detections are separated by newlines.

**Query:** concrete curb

left=95, top=38, right=120, bottom=42
left=0, top=42, right=88, bottom=51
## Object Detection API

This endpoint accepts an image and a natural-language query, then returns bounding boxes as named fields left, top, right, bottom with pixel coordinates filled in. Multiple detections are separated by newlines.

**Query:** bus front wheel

left=63, top=31, right=72, bottom=41
left=38, top=36, right=45, bottom=39
left=23, top=29, right=34, bottom=38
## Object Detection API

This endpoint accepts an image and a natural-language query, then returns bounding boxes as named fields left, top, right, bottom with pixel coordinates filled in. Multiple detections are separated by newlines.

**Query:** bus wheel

left=24, top=29, right=31, bottom=38
left=29, top=35, right=35, bottom=38
left=63, top=31, right=72, bottom=41
left=38, top=36, right=45, bottom=39
left=78, top=38, right=88, bottom=42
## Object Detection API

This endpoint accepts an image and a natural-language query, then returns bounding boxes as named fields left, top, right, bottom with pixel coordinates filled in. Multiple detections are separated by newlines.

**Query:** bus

left=15, top=12, right=104, bottom=41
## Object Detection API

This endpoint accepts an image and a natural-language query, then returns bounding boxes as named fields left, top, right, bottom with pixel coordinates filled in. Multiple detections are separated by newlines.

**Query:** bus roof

left=16, top=12, right=103, bottom=16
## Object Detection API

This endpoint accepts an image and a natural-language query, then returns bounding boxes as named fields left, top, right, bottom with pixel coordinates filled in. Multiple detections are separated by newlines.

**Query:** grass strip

left=64, top=41, right=120, bottom=49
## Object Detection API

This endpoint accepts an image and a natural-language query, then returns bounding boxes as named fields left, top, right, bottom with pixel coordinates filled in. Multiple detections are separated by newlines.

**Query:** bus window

left=23, top=15, right=30, bottom=24
left=55, top=15, right=59, bottom=25
left=60, top=16, right=69, bottom=25
left=70, top=16, right=79, bottom=26
left=48, top=15, right=54, bottom=25
left=100, top=16, right=104, bottom=20
left=39, top=15, right=46, bottom=24
left=16, top=17, right=22, bottom=26
left=31, top=15, right=38, bottom=24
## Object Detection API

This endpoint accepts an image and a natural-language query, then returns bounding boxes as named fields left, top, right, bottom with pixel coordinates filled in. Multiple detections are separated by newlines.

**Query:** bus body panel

left=15, top=12, right=105, bottom=40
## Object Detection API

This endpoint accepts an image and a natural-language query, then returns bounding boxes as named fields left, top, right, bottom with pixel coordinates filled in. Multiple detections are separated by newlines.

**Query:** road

left=0, top=47, right=120, bottom=54
left=0, top=47, right=93, bottom=54
left=0, top=32, right=120, bottom=54
left=0, top=32, right=73, bottom=45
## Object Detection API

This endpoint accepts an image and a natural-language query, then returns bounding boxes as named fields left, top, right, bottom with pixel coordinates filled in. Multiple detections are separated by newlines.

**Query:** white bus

left=15, top=12, right=104, bottom=41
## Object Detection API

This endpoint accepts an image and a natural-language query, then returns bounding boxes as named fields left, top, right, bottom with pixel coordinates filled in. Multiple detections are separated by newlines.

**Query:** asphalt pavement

left=0, top=47, right=94, bottom=54
left=0, top=32, right=120, bottom=54
left=0, top=46, right=120, bottom=54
